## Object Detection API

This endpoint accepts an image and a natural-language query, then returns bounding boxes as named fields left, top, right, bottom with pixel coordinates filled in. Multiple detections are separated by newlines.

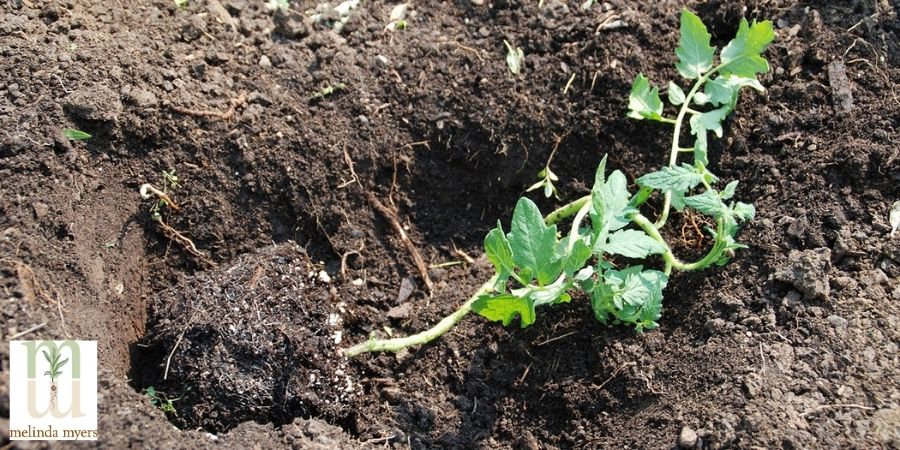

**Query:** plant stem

left=631, top=212, right=726, bottom=275
left=342, top=275, right=498, bottom=357
left=655, top=65, right=723, bottom=229
left=545, top=195, right=590, bottom=225
left=344, top=194, right=592, bottom=357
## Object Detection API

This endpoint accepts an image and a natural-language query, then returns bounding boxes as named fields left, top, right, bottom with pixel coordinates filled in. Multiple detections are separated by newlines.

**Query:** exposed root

left=154, top=218, right=215, bottom=266
left=365, top=193, right=434, bottom=295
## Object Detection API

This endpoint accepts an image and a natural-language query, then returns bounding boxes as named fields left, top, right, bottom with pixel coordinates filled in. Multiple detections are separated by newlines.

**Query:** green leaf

left=63, top=128, right=91, bottom=141
left=472, top=294, right=536, bottom=328
left=721, top=180, right=739, bottom=200
left=627, top=74, right=664, bottom=121
left=732, top=201, right=756, bottom=221
left=508, top=198, right=562, bottom=285
left=693, top=132, right=709, bottom=166
left=605, top=229, right=667, bottom=258
left=684, top=190, right=726, bottom=218
left=671, top=191, right=687, bottom=212
left=636, top=164, right=703, bottom=193
left=720, top=18, right=775, bottom=78
left=44, top=370, right=51, bottom=377
left=58, top=357, right=69, bottom=370
left=675, top=10, right=715, bottom=79
left=689, top=107, right=730, bottom=138
left=484, top=223, right=515, bottom=290
left=43, top=350, right=51, bottom=364
left=504, top=40, right=524, bottom=75
left=705, top=75, right=765, bottom=110
left=667, top=81, right=686, bottom=105
left=564, top=239, right=592, bottom=276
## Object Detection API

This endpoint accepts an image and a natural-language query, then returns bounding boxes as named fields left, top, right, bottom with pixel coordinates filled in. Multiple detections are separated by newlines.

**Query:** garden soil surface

left=2, top=0, right=899, bottom=448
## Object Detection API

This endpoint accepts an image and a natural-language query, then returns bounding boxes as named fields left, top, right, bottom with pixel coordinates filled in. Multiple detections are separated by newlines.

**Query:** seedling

left=63, top=128, right=91, bottom=141
left=527, top=132, right=568, bottom=198
left=43, top=347, right=69, bottom=409
left=344, top=10, right=773, bottom=357
left=143, top=386, right=180, bottom=416
left=504, top=40, right=524, bottom=75
left=174, top=0, right=188, bottom=8
left=310, top=83, right=347, bottom=102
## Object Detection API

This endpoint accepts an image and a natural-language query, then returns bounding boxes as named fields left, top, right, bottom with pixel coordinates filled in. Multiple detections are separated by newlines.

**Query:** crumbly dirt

left=1, top=0, right=899, bottom=449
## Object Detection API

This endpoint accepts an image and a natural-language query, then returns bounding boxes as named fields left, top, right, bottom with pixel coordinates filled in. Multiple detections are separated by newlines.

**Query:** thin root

left=366, top=193, right=434, bottom=295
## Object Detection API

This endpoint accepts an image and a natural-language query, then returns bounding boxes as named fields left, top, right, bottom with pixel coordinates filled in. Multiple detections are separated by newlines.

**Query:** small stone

left=826, top=315, right=848, bottom=329
left=123, top=86, right=158, bottom=108
left=396, top=277, right=416, bottom=303
left=678, top=426, right=698, bottom=449
left=32, top=202, right=49, bottom=219
left=775, top=248, right=832, bottom=300
left=248, top=91, right=271, bottom=106
left=386, top=303, right=412, bottom=320
left=470, top=0, right=484, bottom=5
left=273, top=10, right=309, bottom=39
left=317, top=270, right=331, bottom=284
left=259, top=55, right=272, bottom=68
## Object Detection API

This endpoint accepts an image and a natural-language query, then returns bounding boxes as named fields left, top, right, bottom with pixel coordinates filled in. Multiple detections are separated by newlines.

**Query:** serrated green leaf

left=591, top=157, right=635, bottom=250
left=732, top=201, right=756, bottom=221
left=508, top=198, right=562, bottom=285
left=684, top=190, right=726, bottom=218
left=605, top=229, right=667, bottom=258
left=705, top=75, right=765, bottom=110
left=627, top=74, right=664, bottom=121
left=636, top=163, right=703, bottom=193
left=721, top=180, right=739, bottom=200
left=63, top=128, right=91, bottom=140
left=720, top=18, right=775, bottom=78
left=667, top=81, right=686, bottom=105
left=472, top=294, right=535, bottom=328
left=689, top=107, right=730, bottom=138
left=675, top=10, right=715, bottom=79
left=484, top=223, right=515, bottom=291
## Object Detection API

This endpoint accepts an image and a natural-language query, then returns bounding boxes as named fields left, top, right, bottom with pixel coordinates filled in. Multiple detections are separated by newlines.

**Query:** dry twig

left=366, top=193, right=434, bottom=294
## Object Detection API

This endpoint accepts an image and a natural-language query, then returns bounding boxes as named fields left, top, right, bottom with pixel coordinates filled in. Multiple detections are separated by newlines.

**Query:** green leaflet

left=472, top=294, right=536, bottom=327
left=591, top=158, right=635, bottom=245
left=636, top=163, right=703, bottom=193
left=668, top=81, right=686, bottom=105
left=484, top=222, right=515, bottom=291
left=704, top=75, right=765, bottom=110
left=732, top=201, right=756, bottom=221
left=590, top=266, right=668, bottom=330
left=693, top=130, right=709, bottom=166
left=684, top=190, right=726, bottom=218
left=627, top=74, right=664, bottom=121
left=689, top=107, right=730, bottom=138
left=720, top=18, right=775, bottom=78
left=674, top=10, right=715, bottom=79
left=721, top=180, right=739, bottom=200
left=564, top=239, right=592, bottom=276
left=508, top=198, right=562, bottom=286
left=605, top=229, right=667, bottom=258
left=63, top=128, right=91, bottom=140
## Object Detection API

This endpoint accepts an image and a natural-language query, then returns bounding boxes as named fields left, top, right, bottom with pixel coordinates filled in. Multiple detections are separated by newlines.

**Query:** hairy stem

left=342, top=275, right=498, bottom=357
left=344, top=194, right=591, bottom=357
left=545, top=195, right=590, bottom=225
left=655, top=65, right=723, bottom=228
left=631, top=212, right=726, bottom=275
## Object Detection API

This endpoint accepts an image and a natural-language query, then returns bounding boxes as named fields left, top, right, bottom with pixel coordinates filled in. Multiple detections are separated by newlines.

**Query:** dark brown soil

left=2, top=0, right=899, bottom=449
